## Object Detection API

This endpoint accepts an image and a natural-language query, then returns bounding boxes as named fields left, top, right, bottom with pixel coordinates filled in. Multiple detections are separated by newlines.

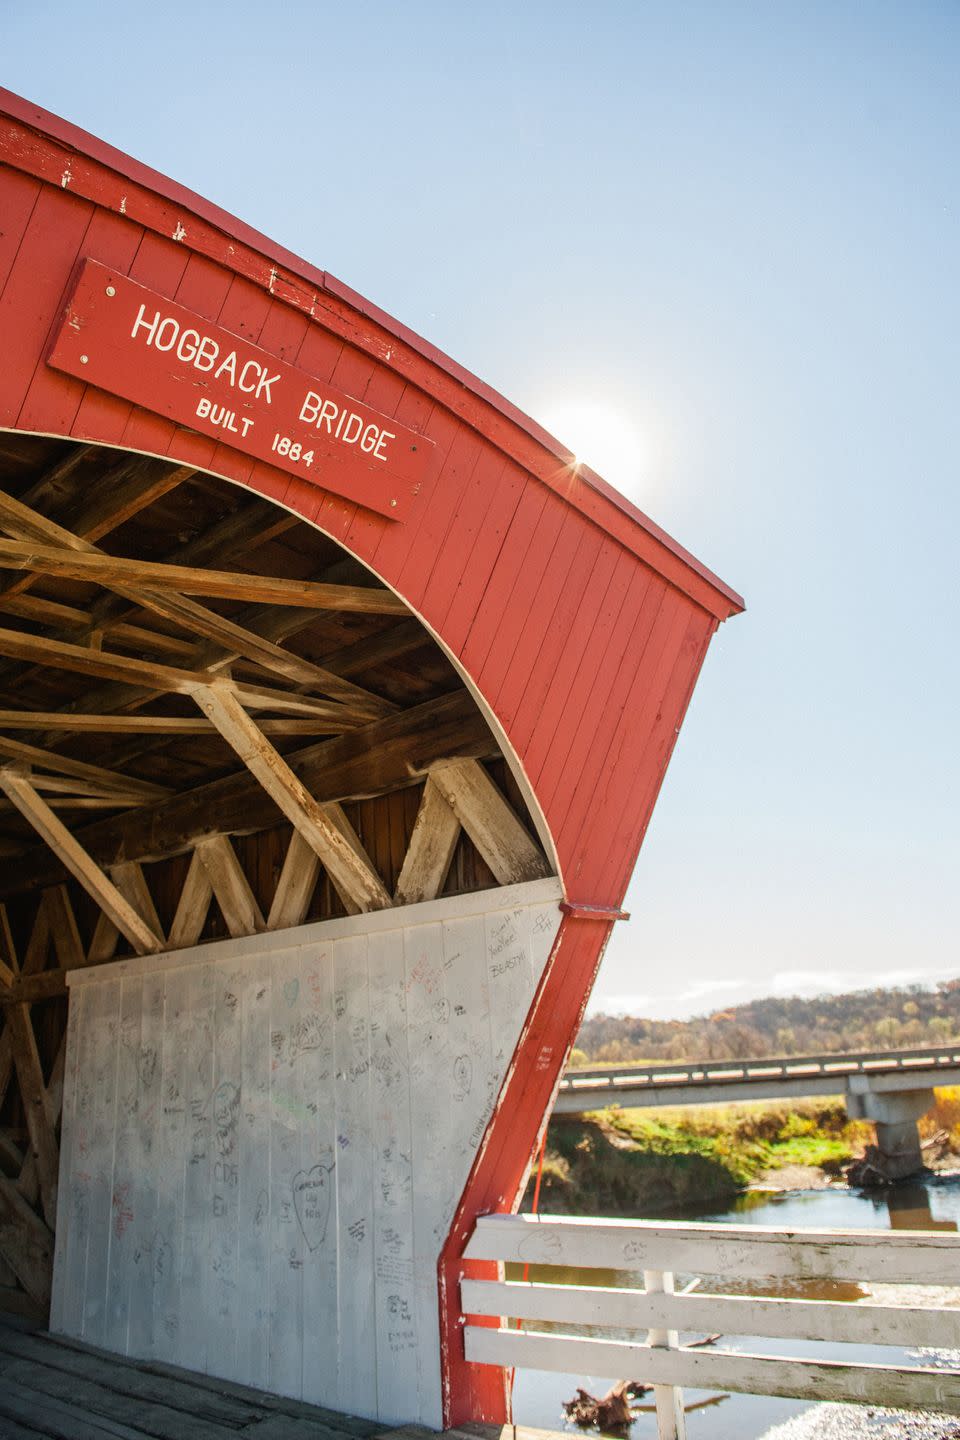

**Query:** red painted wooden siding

left=0, top=90, right=743, bottom=1426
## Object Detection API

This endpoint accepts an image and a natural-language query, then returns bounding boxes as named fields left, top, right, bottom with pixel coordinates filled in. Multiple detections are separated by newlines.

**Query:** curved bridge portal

left=0, top=90, right=742, bottom=1429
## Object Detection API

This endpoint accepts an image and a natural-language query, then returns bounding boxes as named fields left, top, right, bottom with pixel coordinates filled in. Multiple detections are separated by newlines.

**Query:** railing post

left=643, top=1268, right=686, bottom=1440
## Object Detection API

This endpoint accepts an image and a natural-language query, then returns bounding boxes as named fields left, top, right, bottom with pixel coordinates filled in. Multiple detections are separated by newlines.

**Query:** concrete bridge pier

left=845, top=1076, right=935, bottom=1179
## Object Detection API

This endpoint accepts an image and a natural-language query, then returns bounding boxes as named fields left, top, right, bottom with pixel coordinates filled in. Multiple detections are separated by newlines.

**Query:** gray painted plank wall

left=51, top=879, right=563, bottom=1428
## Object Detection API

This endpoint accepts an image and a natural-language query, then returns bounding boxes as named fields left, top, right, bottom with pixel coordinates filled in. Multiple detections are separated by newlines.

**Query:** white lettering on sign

left=47, top=261, right=433, bottom=519
left=131, top=304, right=280, bottom=403
left=299, top=391, right=396, bottom=462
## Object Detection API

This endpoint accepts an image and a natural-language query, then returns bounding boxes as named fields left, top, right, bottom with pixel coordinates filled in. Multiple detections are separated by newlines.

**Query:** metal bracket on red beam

left=559, top=902, right=630, bottom=922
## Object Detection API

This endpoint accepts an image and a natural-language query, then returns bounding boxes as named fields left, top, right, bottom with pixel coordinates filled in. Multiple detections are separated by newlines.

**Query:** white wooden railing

left=461, top=1213, right=960, bottom=1440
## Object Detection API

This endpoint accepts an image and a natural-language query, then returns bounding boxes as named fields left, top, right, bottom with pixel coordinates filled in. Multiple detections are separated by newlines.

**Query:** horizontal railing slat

left=463, top=1328, right=960, bottom=1414
left=460, top=1278, right=960, bottom=1350
left=464, top=1213, right=960, bottom=1284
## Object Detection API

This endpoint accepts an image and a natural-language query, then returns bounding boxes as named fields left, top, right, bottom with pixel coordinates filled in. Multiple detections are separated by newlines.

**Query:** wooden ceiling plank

left=4, top=1004, right=58, bottom=1228
left=0, top=735, right=169, bottom=800
left=0, top=772, right=163, bottom=955
left=429, top=759, right=551, bottom=886
left=197, top=835, right=264, bottom=938
left=394, top=777, right=461, bottom=905
left=0, top=537, right=407, bottom=613
left=167, top=848, right=214, bottom=950
left=193, top=683, right=391, bottom=913
left=266, top=831, right=320, bottom=931
left=62, top=462, right=197, bottom=543
left=18, top=445, right=95, bottom=512
left=317, top=618, right=428, bottom=678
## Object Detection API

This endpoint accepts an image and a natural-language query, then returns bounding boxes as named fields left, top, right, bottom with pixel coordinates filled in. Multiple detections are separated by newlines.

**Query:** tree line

left=573, top=979, right=960, bottom=1065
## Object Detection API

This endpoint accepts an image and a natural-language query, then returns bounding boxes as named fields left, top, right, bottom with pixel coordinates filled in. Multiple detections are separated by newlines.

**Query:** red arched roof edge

left=0, top=87, right=744, bottom=622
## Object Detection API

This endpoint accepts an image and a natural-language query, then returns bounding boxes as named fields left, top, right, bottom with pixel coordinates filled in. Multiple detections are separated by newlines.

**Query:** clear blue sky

left=5, top=2, right=958, bottom=1020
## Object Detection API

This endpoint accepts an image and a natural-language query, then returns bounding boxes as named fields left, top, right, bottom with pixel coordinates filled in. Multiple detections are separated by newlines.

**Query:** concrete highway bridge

left=556, top=1043, right=960, bottom=1177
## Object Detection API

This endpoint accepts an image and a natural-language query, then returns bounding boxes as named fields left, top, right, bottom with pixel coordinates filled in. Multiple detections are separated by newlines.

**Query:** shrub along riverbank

left=523, top=1091, right=960, bottom=1217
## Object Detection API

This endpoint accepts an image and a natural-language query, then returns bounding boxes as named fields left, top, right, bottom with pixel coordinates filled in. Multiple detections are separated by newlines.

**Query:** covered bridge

left=0, top=90, right=743, bottom=1430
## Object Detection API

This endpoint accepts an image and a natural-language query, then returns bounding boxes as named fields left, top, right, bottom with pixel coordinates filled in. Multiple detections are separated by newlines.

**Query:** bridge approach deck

left=555, top=1043, right=960, bottom=1113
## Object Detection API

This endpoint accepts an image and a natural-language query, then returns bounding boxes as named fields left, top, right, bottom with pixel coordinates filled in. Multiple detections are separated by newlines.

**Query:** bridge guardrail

left=460, top=1212, right=960, bottom=1440
left=559, top=1043, right=960, bottom=1092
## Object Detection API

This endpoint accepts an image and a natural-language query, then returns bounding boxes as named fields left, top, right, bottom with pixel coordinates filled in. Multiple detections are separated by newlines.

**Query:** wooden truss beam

left=394, top=777, right=462, bottom=904
left=196, top=835, right=265, bottom=937
left=0, top=1176, right=53, bottom=1308
left=0, top=488, right=393, bottom=716
left=429, top=759, right=551, bottom=885
left=0, top=736, right=168, bottom=801
left=0, top=772, right=163, bottom=953
left=0, top=537, right=406, bottom=613
left=267, top=831, right=321, bottom=930
left=193, top=684, right=391, bottom=912
left=2, top=690, right=498, bottom=895
left=0, top=627, right=361, bottom=725
left=0, top=710, right=350, bottom=736
left=4, top=1005, right=58, bottom=1228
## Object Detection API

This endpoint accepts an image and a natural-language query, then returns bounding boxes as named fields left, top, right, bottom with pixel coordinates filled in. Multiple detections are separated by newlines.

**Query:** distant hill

left=574, top=978, right=960, bottom=1065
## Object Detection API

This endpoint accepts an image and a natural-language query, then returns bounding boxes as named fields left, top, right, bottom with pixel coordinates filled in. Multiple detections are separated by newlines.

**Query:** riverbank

left=524, top=1092, right=960, bottom=1216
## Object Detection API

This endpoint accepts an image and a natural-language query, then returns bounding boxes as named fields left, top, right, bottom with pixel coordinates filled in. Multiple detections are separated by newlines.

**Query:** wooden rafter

left=0, top=627, right=362, bottom=726
left=0, top=736, right=168, bottom=800
left=192, top=683, right=391, bottom=913
left=0, top=537, right=407, bottom=613
left=0, top=488, right=394, bottom=717
left=0, top=458, right=195, bottom=604
left=0, top=710, right=357, bottom=736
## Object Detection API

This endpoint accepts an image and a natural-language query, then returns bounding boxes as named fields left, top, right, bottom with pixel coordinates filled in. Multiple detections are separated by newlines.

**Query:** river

left=510, top=1175, right=960, bottom=1439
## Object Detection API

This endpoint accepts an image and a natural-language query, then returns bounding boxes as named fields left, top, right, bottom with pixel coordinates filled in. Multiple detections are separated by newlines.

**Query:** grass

left=525, top=1097, right=892, bottom=1218
left=527, top=1089, right=960, bottom=1219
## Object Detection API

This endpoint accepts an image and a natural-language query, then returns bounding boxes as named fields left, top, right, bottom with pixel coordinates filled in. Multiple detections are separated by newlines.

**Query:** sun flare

left=539, top=398, right=647, bottom=502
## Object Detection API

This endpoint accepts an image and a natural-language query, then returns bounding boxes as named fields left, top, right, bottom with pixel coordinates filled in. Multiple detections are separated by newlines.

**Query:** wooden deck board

left=0, top=1316, right=386, bottom=1439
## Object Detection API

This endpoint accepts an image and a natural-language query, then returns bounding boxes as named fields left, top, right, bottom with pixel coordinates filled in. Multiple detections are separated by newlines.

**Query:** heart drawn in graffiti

left=292, top=1161, right=335, bottom=1251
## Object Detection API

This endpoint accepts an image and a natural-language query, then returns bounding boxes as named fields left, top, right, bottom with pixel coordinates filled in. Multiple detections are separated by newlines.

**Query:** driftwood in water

left=563, top=1380, right=649, bottom=1432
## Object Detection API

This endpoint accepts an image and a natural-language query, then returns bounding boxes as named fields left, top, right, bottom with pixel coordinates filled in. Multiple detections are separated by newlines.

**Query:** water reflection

left=510, top=1174, right=960, bottom=1439
left=885, top=1181, right=957, bottom=1231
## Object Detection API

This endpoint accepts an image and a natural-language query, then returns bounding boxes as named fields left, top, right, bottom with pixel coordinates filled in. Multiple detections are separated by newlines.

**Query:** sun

left=538, top=398, right=647, bottom=502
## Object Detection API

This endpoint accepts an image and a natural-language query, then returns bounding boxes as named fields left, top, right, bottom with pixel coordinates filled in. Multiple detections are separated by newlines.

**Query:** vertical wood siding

left=51, top=882, right=563, bottom=1427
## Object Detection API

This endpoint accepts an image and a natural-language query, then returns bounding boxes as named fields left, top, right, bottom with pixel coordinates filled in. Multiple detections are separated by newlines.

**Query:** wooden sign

left=47, top=259, right=433, bottom=520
